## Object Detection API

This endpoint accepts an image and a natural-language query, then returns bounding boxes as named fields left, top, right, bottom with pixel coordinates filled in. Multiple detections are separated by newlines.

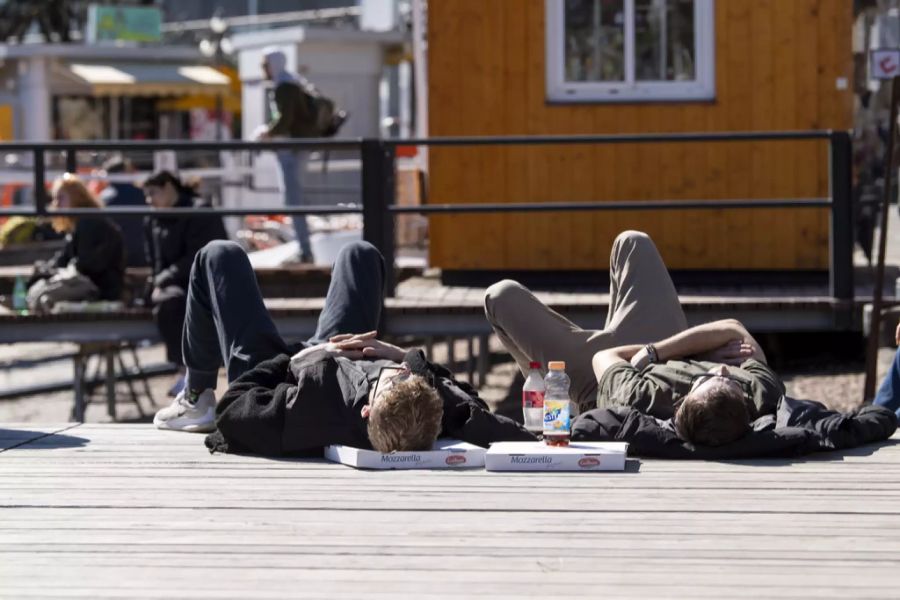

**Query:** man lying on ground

left=873, top=323, right=900, bottom=421
left=153, top=240, right=533, bottom=456
left=484, top=230, right=784, bottom=448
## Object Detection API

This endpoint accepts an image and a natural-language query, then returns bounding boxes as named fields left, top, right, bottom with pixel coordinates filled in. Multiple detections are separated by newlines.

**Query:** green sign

left=86, top=5, right=162, bottom=43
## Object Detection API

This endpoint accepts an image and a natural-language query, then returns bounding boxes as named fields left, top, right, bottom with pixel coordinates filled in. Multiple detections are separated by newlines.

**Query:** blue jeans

left=276, top=149, right=312, bottom=257
left=181, top=240, right=384, bottom=391
left=874, top=347, right=900, bottom=420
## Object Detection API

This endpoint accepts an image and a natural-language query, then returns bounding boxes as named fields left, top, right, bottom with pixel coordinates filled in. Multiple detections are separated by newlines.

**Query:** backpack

left=0, top=216, right=60, bottom=247
left=298, top=79, right=348, bottom=137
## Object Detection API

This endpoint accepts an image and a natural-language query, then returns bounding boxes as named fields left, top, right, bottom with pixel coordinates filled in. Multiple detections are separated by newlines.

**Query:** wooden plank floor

left=2, top=424, right=900, bottom=599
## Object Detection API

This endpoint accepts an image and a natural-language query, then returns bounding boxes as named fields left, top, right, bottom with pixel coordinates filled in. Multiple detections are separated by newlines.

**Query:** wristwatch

left=630, top=343, right=659, bottom=371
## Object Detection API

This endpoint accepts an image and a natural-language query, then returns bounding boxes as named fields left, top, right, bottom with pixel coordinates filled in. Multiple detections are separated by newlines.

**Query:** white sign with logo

left=324, top=440, right=485, bottom=470
left=871, top=49, right=900, bottom=80
left=485, top=441, right=629, bottom=472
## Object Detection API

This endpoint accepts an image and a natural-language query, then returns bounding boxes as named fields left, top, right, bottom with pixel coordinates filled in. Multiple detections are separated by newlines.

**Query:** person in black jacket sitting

left=27, top=174, right=125, bottom=312
left=153, top=239, right=532, bottom=457
left=142, top=171, right=228, bottom=396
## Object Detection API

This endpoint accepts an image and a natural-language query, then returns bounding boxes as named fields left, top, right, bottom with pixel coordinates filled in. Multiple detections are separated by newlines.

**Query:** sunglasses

left=371, top=365, right=411, bottom=400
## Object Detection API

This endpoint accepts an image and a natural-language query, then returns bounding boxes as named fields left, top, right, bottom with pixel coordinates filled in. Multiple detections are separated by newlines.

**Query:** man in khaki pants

left=484, top=231, right=785, bottom=446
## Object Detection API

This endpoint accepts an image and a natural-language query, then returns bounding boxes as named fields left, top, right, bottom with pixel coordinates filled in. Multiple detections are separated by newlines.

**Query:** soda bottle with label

left=522, top=361, right=545, bottom=433
left=12, top=275, right=27, bottom=314
left=542, top=361, right=571, bottom=446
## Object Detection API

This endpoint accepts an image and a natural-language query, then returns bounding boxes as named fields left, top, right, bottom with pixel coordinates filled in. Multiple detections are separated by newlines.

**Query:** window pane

left=635, top=0, right=696, bottom=82
left=564, top=0, right=625, bottom=82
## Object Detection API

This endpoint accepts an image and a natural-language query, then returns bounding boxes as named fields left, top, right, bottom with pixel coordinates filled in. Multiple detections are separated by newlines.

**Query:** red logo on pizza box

left=445, top=454, right=467, bottom=465
left=578, top=457, right=600, bottom=468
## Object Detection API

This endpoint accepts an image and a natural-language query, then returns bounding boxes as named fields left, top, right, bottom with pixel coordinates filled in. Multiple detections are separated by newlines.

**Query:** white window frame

left=545, top=0, right=716, bottom=103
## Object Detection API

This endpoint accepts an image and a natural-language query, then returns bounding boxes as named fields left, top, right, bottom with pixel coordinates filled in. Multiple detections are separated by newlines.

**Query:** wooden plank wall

left=427, top=0, right=853, bottom=270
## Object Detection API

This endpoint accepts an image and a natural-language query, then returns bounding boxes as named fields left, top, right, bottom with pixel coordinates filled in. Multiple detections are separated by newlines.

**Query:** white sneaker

left=153, top=389, right=217, bottom=433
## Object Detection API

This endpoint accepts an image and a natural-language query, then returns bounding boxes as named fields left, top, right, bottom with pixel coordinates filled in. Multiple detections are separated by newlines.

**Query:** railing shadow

left=0, top=427, right=89, bottom=451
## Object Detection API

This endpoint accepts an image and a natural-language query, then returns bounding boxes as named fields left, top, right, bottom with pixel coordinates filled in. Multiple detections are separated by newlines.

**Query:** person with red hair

left=26, top=174, right=125, bottom=312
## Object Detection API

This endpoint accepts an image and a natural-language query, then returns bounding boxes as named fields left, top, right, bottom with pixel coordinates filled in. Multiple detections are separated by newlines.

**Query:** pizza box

left=324, top=439, right=485, bottom=470
left=485, top=441, right=629, bottom=472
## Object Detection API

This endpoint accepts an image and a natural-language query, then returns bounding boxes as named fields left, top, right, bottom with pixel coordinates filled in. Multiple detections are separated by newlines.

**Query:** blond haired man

left=154, top=238, right=533, bottom=456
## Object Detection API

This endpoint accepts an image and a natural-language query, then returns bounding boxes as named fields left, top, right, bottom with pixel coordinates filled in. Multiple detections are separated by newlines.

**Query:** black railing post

left=828, top=130, right=853, bottom=302
left=361, top=139, right=396, bottom=296
left=34, top=149, right=47, bottom=215
left=65, top=149, right=77, bottom=174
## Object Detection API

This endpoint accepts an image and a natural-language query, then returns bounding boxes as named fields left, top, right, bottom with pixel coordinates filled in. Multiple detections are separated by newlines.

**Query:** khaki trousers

left=483, top=231, right=688, bottom=411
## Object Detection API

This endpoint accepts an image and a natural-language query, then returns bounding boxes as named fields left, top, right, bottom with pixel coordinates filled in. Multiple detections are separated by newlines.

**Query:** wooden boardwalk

left=2, top=424, right=900, bottom=598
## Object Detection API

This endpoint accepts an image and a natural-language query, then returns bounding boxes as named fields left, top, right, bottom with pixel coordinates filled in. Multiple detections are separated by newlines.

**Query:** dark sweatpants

left=181, top=240, right=385, bottom=392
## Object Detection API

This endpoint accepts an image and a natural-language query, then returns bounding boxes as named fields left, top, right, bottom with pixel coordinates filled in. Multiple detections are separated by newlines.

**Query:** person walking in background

left=143, top=170, right=227, bottom=397
left=27, top=174, right=125, bottom=312
left=98, top=156, right=148, bottom=268
left=256, top=48, right=316, bottom=264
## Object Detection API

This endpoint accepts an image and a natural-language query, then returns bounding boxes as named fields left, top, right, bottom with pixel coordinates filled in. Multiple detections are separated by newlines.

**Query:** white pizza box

left=485, top=441, right=629, bottom=472
left=324, top=439, right=485, bottom=470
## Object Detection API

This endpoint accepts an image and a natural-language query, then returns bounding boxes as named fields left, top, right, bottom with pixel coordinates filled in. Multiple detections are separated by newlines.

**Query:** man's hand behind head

left=333, top=336, right=406, bottom=363
left=695, top=339, right=754, bottom=366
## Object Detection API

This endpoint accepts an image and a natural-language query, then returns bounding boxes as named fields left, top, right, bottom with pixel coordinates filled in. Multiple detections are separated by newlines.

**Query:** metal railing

left=0, top=131, right=853, bottom=302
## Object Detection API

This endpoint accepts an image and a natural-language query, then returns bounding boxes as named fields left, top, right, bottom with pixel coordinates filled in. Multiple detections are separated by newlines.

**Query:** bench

left=0, top=264, right=422, bottom=299
left=0, top=290, right=861, bottom=422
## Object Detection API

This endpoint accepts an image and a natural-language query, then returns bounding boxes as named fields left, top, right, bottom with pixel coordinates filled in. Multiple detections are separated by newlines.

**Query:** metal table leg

left=477, top=334, right=490, bottom=389
left=72, top=354, right=86, bottom=422
left=466, top=336, right=475, bottom=384
left=105, top=349, right=116, bottom=420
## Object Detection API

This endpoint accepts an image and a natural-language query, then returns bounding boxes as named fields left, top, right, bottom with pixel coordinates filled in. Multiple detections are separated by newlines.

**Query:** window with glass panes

left=545, top=0, right=715, bottom=102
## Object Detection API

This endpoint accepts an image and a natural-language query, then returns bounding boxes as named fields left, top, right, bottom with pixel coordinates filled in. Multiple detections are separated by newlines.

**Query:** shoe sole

left=153, top=408, right=216, bottom=433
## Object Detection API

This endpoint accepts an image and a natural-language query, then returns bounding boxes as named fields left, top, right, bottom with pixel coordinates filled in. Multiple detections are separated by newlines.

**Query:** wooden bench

left=0, top=290, right=862, bottom=422
left=0, top=264, right=423, bottom=299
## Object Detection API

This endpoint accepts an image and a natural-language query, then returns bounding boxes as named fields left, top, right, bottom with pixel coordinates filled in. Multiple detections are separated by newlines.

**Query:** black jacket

left=144, top=192, right=227, bottom=291
left=268, top=80, right=315, bottom=138
left=205, top=348, right=535, bottom=457
left=32, top=216, right=126, bottom=300
left=100, top=183, right=149, bottom=267
left=572, top=396, right=897, bottom=459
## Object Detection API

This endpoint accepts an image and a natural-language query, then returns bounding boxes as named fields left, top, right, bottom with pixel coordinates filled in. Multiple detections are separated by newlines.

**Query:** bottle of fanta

left=522, top=361, right=545, bottom=433
left=543, top=361, right=571, bottom=446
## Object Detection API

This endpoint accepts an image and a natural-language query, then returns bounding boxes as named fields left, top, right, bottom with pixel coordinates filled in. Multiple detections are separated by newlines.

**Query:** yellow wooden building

left=426, top=0, right=853, bottom=272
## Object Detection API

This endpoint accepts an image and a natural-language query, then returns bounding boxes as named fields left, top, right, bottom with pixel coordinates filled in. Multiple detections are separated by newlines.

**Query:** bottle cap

left=548, top=361, right=566, bottom=370
left=529, top=361, right=541, bottom=369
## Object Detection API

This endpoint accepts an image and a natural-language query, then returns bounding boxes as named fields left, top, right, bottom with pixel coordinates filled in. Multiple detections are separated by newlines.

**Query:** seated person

left=27, top=174, right=125, bottom=312
left=154, top=239, right=532, bottom=456
left=142, top=170, right=228, bottom=397
left=873, top=323, right=900, bottom=421
left=484, top=230, right=785, bottom=447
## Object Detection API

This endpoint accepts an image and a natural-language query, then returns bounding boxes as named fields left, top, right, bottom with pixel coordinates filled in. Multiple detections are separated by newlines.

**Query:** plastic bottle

left=522, top=361, right=545, bottom=433
left=543, top=361, right=571, bottom=446
left=12, top=275, right=27, bottom=313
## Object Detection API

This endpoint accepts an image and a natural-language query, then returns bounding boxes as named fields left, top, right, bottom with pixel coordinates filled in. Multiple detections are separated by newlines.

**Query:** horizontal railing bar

left=384, top=130, right=836, bottom=147
left=0, top=206, right=363, bottom=218
left=0, top=198, right=830, bottom=219
left=0, top=139, right=363, bottom=152
left=0, top=130, right=836, bottom=153
left=391, top=198, right=832, bottom=213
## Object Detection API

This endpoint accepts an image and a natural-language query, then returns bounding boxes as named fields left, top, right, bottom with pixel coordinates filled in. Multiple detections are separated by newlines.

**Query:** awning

left=68, top=63, right=230, bottom=96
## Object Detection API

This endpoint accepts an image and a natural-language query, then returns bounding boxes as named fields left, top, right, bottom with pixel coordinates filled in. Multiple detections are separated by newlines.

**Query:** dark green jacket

left=268, top=81, right=315, bottom=138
